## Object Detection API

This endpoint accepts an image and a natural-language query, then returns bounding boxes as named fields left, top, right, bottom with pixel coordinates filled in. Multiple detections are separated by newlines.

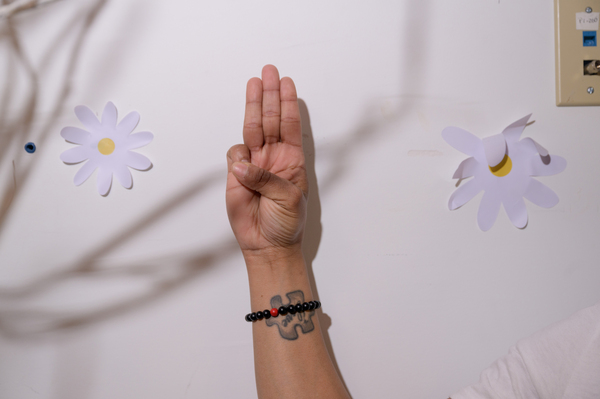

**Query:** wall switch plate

left=555, top=0, right=600, bottom=106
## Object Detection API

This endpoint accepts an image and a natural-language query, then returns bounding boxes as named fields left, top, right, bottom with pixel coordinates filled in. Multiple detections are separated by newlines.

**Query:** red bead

left=270, top=308, right=279, bottom=317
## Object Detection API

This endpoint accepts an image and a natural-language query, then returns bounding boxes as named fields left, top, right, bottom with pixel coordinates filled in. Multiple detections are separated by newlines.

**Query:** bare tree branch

left=0, top=0, right=62, bottom=19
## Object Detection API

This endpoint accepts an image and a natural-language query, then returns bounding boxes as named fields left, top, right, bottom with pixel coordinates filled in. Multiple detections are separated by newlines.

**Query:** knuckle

left=243, top=122, right=262, bottom=129
left=262, top=111, right=281, bottom=118
left=281, top=117, right=300, bottom=124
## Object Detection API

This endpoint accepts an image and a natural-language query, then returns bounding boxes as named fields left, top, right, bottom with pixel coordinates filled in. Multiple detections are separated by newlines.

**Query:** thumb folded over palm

left=226, top=65, right=308, bottom=255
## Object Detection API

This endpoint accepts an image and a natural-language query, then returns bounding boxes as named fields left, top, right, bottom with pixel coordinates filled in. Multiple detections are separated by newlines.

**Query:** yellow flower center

left=489, top=154, right=512, bottom=177
left=98, top=138, right=115, bottom=155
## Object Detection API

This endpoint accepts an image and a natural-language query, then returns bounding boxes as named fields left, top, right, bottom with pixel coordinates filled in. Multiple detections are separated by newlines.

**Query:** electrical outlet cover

left=555, top=0, right=600, bottom=106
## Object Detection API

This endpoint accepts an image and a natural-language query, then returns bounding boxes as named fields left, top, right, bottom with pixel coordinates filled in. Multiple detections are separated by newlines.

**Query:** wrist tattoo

left=265, top=290, right=316, bottom=340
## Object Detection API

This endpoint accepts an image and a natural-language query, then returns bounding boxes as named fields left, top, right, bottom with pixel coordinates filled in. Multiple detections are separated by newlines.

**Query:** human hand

left=226, top=65, right=308, bottom=263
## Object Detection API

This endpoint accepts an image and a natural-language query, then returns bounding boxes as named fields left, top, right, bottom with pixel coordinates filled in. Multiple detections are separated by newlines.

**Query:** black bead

left=279, top=306, right=288, bottom=316
left=250, top=312, right=257, bottom=321
left=315, top=301, right=321, bottom=309
left=263, top=309, right=271, bottom=319
left=245, top=313, right=252, bottom=322
left=308, top=301, right=316, bottom=310
left=302, top=302, right=310, bottom=311
left=287, top=305, right=296, bottom=314
left=256, top=311, right=264, bottom=320
left=295, top=303, right=302, bottom=312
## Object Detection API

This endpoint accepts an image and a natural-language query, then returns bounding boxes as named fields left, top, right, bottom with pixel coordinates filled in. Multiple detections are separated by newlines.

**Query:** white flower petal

left=482, top=134, right=507, bottom=167
left=74, top=105, right=101, bottom=131
left=501, top=114, right=532, bottom=144
left=117, top=111, right=140, bottom=136
left=60, top=146, right=90, bottom=164
left=61, top=127, right=90, bottom=144
left=125, top=131, right=153, bottom=150
left=452, top=157, right=479, bottom=179
left=504, top=198, right=528, bottom=229
left=520, top=137, right=548, bottom=157
left=101, top=102, right=118, bottom=129
left=442, top=127, right=483, bottom=157
left=114, top=164, right=133, bottom=189
left=523, top=179, right=559, bottom=208
left=530, top=155, right=567, bottom=176
left=97, top=167, right=113, bottom=196
left=125, top=151, right=152, bottom=170
left=448, top=179, right=483, bottom=210
left=74, top=159, right=98, bottom=186
left=477, top=191, right=502, bottom=231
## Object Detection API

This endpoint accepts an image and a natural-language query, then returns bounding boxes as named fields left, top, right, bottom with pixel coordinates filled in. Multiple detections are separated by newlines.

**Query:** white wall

left=1, top=1, right=599, bottom=398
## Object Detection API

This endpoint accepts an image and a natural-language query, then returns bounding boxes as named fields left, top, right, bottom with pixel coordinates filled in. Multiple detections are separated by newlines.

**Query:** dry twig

left=0, top=0, right=61, bottom=19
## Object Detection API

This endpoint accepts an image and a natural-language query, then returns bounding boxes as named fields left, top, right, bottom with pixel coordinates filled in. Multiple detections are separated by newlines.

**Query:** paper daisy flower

left=60, top=102, right=153, bottom=196
left=442, top=114, right=566, bottom=231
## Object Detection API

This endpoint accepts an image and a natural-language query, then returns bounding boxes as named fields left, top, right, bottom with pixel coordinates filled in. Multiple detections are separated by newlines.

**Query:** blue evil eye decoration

left=24, top=142, right=36, bottom=153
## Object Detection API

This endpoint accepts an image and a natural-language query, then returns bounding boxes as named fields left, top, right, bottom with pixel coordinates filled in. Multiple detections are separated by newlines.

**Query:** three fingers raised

left=242, top=65, right=301, bottom=151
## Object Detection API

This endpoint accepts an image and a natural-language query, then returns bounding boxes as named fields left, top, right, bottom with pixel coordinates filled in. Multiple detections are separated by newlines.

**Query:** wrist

left=244, top=246, right=310, bottom=300
left=242, top=245, right=305, bottom=271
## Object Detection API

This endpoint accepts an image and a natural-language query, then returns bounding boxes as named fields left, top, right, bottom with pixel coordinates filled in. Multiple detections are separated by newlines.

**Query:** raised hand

left=228, top=66, right=350, bottom=399
left=226, top=65, right=308, bottom=261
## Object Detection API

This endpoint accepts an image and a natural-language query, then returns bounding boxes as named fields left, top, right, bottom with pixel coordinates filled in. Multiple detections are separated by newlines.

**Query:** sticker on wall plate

left=442, top=115, right=566, bottom=231
left=576, top=12, right=599, bottom=30
left=60, top=102, right=154, bottom=196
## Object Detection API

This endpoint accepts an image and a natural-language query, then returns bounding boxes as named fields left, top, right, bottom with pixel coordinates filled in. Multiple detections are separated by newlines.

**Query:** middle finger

left=261, top=65, right=281, bottom=144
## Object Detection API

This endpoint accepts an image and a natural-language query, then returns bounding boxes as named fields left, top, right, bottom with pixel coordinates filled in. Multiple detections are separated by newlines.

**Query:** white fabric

left=452, top=302, right=600, bottom=399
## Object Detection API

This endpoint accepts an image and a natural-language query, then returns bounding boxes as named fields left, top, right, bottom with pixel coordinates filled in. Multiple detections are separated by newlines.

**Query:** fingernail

left=233, top=162, right=248, bottom=177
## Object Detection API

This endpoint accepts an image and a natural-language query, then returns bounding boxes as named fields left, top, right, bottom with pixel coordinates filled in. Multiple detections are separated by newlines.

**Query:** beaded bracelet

left=245, top=300, right=321, bottom=322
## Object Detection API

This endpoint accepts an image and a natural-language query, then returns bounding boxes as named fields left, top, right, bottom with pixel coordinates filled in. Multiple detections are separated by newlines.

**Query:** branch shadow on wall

left=0, top=1, right=427, bottom=370
left=0, top=3, right=432, bottom=399
left=0, top=99, right=407, bottom=343
left=0, top=168, right=242, bottom=339
left=0, top=0, right=243, bottom=339
left=0, top=0, right=110, bottom=238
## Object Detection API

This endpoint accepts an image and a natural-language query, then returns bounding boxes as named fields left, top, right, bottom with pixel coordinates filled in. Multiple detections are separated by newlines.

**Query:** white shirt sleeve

left=452, top=302, right=600, bottom=399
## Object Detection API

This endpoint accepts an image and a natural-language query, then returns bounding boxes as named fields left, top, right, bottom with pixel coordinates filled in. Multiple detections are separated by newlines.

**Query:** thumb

left=232, top=162, right=296, bottom=201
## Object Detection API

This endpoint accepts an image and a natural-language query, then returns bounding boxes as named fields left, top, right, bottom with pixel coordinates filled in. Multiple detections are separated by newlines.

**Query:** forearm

left=245, top=249, right=350, bottom=399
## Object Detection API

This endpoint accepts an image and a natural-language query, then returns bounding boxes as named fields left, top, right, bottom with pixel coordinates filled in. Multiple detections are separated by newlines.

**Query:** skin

left=226, top=65, right=350, bottom=399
